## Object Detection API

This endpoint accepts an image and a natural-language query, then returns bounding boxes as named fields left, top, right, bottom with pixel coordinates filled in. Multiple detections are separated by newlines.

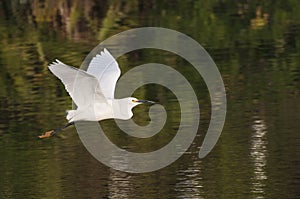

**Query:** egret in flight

left=39, top=49, right=155, bottom=138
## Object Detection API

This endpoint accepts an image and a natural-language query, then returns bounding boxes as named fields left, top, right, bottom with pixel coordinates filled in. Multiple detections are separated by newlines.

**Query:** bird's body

left=39, top=48, right=154, bottom=138
left=66, top=98, right=135, bottom=122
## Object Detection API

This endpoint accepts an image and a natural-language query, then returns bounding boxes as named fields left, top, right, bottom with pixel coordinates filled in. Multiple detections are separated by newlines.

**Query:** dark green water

left=0, top=1, right=299, bottom=198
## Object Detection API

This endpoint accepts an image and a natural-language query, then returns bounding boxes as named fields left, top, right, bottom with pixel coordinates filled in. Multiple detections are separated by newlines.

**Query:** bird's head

left=113, top=97, right=156, bottom=120
left=129, top=97, right=156, bottom=108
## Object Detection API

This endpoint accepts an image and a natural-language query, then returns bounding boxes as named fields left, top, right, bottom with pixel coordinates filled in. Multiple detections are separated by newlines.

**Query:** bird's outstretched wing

left=86, top=48, right=121, bottom=99
left=48, top=60, right=106, bottom=108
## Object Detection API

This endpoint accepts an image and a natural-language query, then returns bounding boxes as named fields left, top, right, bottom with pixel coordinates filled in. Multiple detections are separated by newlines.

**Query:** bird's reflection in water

left=175, top=150, right=204, bottom=199
left=250, top=116, right=268, bottom=198
left=108, top=168, right=132, bottom=199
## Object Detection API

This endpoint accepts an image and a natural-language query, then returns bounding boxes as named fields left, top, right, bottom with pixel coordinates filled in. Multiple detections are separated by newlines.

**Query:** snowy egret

left=39, top=48, right=155, bottom=139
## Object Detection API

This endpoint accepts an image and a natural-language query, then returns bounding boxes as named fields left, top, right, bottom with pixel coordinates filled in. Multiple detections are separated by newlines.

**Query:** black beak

left=136, top=100, right=156, bottom=105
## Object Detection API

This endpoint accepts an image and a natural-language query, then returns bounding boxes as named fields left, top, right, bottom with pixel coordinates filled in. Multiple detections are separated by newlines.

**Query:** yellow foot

left=38, top=130, right=54, bottom=139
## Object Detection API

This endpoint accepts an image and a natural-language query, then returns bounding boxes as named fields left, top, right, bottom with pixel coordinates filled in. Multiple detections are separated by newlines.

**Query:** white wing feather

left=86, top=48, right=121, bottom=99
left=48, top=60, right=106, bottom=108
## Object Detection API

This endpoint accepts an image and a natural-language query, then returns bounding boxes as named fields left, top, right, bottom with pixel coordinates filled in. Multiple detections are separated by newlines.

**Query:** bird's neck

left=111, top=99, right=133, bottom=120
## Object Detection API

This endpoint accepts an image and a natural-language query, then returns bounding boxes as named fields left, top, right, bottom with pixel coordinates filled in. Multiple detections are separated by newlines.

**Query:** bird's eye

left=132, top=99, right=135, bottom=103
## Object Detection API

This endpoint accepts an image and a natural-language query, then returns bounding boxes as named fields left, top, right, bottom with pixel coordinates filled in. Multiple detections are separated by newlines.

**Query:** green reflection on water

left=0, top=1, right=299, bottom=198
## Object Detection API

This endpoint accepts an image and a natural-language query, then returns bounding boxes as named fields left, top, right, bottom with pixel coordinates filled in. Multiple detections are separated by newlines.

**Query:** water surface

left=0, top=1, right=299, bottom=198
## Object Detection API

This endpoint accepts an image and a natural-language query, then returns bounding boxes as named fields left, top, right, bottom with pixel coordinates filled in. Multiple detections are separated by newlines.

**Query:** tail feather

left=66, top=110, right=76, bottom=121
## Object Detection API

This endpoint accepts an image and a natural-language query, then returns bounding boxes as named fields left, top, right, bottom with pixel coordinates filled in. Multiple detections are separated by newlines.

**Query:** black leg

left=39, top=122, right=75, bottom=139
left=50, top=122, right=75, bottom=136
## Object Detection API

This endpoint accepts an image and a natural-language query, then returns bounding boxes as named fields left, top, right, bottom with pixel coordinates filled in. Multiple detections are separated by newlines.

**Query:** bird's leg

left=50, top=122, right=75, bottom=136
left=38, top=122, right=75, bottom=139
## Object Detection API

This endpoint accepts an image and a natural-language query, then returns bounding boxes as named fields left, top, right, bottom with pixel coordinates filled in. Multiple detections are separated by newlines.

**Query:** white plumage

left=48, top=48, right=154, bottom=122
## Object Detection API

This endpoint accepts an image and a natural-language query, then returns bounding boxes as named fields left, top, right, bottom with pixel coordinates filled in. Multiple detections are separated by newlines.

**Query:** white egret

left=39, top=48, right=155, bottom=138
